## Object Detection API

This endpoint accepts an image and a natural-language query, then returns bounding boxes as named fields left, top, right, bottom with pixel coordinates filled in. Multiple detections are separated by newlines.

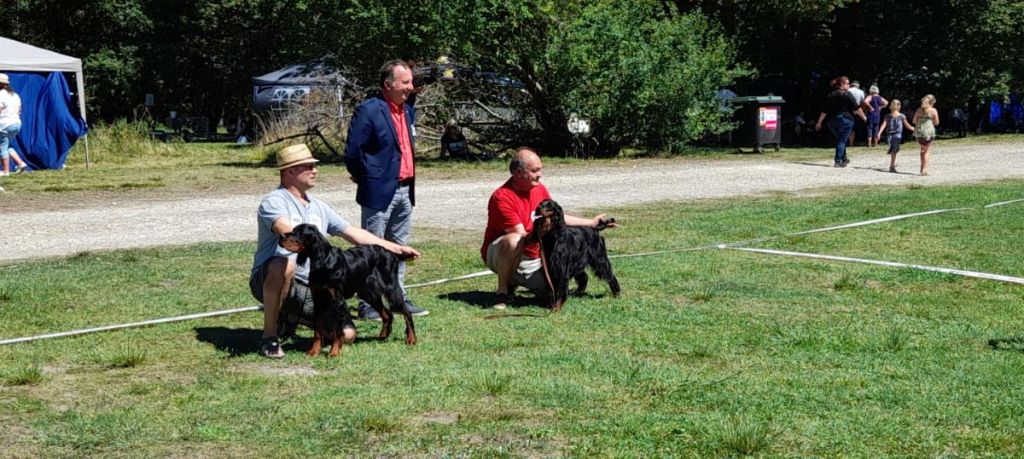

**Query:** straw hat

left=276, top=144, right=319, bottom=170
left=0, top=73, right=8, bottom=85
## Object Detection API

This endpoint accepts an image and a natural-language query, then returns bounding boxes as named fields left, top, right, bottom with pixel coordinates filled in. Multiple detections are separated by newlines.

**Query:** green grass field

left=2, top=178, right=1022, bottom=456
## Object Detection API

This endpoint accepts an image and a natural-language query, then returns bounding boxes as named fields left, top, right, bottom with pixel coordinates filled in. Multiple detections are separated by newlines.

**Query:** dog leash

left=537, top=238, right=557, bottom=298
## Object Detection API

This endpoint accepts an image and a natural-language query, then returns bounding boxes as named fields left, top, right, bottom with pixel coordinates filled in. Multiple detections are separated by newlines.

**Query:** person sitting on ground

left=250, top=143, right=420, bottom=358
left=440, top=119, right=469, bottom=160
left=481, top=147, right=617, bottom=309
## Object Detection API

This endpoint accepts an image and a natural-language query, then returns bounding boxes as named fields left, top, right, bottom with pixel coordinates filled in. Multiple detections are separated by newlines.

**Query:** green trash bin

left=729, top=96, right=785, bottom=152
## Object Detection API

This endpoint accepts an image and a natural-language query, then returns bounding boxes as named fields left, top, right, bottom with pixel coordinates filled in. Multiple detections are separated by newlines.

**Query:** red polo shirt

left=387, top=100, right=415, bottom=181
left=481, top=181, right=552, bottom=261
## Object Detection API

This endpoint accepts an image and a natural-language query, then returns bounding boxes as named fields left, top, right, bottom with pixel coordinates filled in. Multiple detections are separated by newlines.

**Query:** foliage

left=1, top=0, right=1021, bottom=150
left=695, top=0, right=1024, bottom=113
left=553, top=1, right=749, bottom=152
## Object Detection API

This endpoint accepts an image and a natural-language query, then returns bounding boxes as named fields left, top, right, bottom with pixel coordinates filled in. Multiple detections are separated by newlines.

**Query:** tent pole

left=76, top=70, right=89, bottom=169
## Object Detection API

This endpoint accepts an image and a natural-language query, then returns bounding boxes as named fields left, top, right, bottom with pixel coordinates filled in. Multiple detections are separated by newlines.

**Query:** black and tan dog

left=531, top=199, right=620, bottom=311
left=279, top=223, right=416, bottom=357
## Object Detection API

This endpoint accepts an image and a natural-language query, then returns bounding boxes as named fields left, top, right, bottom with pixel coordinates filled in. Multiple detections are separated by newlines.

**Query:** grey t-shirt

left=251, top=187, right=349, bottom=283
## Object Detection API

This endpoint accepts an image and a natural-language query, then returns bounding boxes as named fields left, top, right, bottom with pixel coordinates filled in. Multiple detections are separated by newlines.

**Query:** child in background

left=913, top=94, right=940, bottom=176
left=877, top=99, right=914, bottom=173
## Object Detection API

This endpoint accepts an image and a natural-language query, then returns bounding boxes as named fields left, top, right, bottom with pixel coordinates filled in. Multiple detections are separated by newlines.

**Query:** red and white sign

left=759, top=107, right=779, bottom=131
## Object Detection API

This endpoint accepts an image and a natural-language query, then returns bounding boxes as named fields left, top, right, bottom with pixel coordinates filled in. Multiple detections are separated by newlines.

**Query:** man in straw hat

left=345, top=59, right=428, bottom=320
left=250, top=143, right=420, bottom=358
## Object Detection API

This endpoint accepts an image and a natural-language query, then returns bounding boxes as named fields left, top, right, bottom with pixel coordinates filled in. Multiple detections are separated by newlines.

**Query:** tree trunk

left=512, top=59, right=573, bottom=156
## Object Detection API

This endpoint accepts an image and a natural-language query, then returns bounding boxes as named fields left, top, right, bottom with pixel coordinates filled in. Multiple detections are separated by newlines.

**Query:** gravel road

left=2, top=142, right=1021, bottom=263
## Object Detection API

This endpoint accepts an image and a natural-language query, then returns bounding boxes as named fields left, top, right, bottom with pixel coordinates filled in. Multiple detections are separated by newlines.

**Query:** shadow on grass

left=194, top=325, right=407, bottom=357
left=195, top=326, right=261, bottom=357
left=194, top=326, right=323, bottom=357
left=439, top=290, right=506, bottom=308
left=439, top=289, right=609, bottom=309
left=988, top=336, right=1024, bottom=352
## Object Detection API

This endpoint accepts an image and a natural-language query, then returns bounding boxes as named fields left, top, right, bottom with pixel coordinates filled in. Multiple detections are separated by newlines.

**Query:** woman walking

left=816, top=76, right=867, bottom=167
left=0, top=73, right=25, bottom=176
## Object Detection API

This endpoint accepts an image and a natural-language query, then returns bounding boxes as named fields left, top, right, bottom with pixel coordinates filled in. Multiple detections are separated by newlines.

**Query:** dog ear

left=551, top=202, right=566, bottom=231
left=529, top=215, right=544, bottom=242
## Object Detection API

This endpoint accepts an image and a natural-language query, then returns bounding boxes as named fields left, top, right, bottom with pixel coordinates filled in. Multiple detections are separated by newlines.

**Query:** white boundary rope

left=790, top=208, right=971, bottom=235
left=0, top=306, right=262, bottom=346
left=405, top=270, right=492, bottom=288
left=3, top=197, right=1021, bottom=346
left=727, top=247, right=1024, bottom=285
left=985, top=198, right=1024, bottom=209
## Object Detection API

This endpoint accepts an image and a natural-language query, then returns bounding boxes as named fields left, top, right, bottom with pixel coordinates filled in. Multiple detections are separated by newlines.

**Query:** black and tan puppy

left=279, top=223, right=415, bottom=356
left=531, top=199, right=620, bottom=311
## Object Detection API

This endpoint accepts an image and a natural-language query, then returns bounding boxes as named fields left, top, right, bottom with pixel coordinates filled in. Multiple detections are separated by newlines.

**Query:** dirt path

left=3, top=142, right=1021, bottom=263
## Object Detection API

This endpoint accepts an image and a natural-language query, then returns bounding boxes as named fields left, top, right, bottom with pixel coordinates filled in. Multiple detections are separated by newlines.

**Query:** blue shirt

left=885, top=113, right=906, bottom=137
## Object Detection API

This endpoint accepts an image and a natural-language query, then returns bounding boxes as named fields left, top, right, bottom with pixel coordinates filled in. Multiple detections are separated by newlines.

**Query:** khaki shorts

left=485, top=237, right=547, bottom=293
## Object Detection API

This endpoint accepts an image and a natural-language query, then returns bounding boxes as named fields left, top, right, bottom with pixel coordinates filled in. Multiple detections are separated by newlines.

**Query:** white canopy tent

left=0, top=36, right=89, bottom=165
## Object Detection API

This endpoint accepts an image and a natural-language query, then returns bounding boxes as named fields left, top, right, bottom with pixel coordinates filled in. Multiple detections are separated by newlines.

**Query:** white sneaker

left=0, top=185, right=5, bottom=192
left=0, top=171, right=8, bottom=177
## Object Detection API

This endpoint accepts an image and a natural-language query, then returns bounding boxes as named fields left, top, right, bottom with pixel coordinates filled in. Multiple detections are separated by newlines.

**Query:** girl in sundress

left=877, top=99, right=914, bottom=173
left=912, top=94, right=939, bottom=176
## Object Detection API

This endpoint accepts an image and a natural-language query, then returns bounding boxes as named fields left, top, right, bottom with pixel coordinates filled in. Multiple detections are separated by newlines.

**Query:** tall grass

left=71, top=119, right=177, bottom=165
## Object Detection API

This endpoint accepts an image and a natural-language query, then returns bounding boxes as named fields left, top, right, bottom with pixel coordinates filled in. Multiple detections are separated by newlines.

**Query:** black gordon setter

left=279, top=224, right=415, bottom=357
left=531, top=199, right=620, bottom=311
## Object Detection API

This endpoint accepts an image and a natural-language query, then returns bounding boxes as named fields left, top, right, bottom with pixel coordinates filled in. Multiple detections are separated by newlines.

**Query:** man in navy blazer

left=345, top=59, right=428, bottom=319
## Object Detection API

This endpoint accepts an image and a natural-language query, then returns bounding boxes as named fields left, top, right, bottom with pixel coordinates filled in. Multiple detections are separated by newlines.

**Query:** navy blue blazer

left=345, top=95, right=416, bottom=211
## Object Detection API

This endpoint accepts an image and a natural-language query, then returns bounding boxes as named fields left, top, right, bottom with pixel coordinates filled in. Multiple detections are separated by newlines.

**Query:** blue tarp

left=7, top=72, right=87, bottom=170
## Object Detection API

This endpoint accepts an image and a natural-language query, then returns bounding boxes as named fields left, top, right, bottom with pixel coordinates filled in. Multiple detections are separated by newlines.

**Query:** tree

left=1, top=0, right=152, bottom=120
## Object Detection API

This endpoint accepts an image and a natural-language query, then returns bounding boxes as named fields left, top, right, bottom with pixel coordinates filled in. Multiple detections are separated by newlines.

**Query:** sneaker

left=841, top=158, right=850, bottom=167
left=0, top=171, right=8, bottom=177
left=13, top=165, right=25, bottom=175
left=259, top=337, right=285, bottom=359
left=834, top=162, right=842, bottom=168
left=404, top=301, right=429, bottom=317
left=492, top=293, right=515, bottom=310
left=357, top=302, right=382, bottom=321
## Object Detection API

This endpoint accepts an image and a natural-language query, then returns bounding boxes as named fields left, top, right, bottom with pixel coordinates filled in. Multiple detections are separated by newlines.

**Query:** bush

left=71, top=119, right=176, bottom=165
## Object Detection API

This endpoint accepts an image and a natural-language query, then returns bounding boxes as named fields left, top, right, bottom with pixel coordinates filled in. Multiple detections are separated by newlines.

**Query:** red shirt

left=481, top=181, right=552, bottom=261
left=388, top=100, right=415, bottom=180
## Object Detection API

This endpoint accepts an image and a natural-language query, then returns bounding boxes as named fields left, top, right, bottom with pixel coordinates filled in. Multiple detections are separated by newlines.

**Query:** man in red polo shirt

left=481, top=147, right=617, bottom=309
